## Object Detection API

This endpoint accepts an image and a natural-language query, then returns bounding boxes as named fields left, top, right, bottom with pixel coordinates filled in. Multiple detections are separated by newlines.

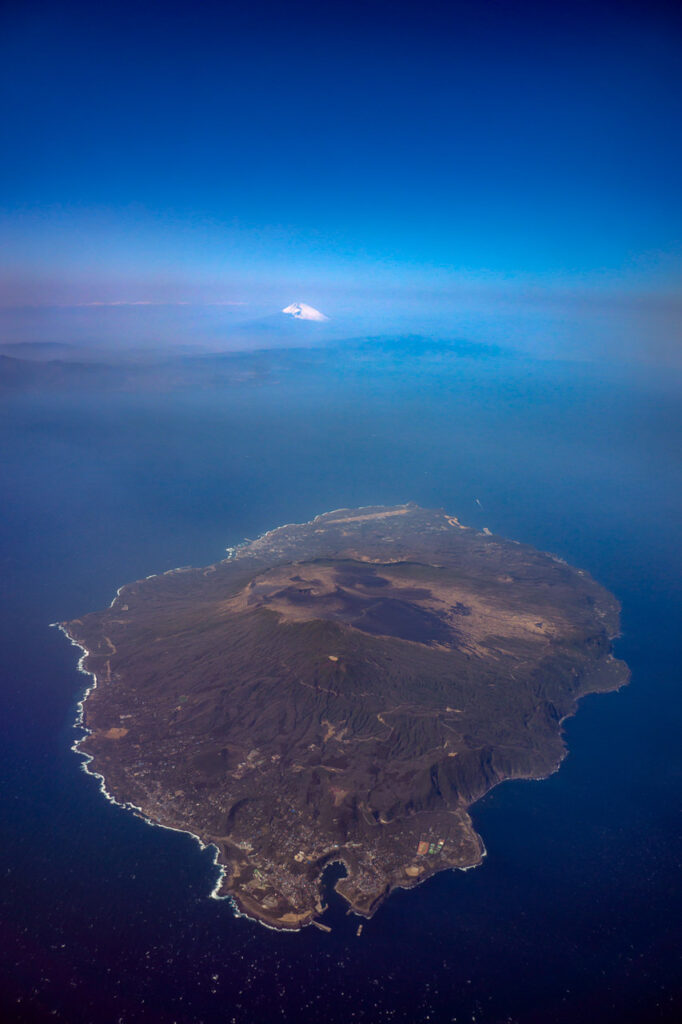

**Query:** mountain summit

left=281, top=302, right=328, bottom=322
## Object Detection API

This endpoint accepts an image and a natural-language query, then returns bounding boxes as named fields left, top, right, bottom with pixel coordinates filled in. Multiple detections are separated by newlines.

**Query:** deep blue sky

left=1, top=0, right=681, bottom=357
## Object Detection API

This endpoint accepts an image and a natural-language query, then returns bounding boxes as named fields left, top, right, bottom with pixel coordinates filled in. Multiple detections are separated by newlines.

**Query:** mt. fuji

left=281, top=302, right=328, bottom=322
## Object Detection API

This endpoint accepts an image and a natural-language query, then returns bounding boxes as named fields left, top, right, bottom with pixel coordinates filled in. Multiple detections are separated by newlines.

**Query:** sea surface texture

left=1, top=346, right=680, bottom=1023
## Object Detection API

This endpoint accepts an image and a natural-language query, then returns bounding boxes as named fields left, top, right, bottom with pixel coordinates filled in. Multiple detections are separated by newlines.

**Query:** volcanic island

left=61, top=505, right=629, bottom=930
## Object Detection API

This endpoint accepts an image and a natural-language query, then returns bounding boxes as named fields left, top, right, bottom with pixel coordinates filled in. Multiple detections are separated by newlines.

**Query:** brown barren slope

left=62, top=505, right=629, bottom=929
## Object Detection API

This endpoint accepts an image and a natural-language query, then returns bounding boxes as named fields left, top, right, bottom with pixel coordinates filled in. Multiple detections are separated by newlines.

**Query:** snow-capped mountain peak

left=281, top=302, right=328, bottom=322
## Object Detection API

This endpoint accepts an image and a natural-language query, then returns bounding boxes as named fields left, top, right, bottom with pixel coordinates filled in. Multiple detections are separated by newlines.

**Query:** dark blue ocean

left=1, top=349, right=680, bottom=1023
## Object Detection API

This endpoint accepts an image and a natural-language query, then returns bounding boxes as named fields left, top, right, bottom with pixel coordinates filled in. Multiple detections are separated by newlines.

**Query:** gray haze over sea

left=0, top=337, right=680, bottom=1023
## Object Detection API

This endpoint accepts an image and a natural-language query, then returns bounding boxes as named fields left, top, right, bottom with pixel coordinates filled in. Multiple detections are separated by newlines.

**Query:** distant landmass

left=0, top=335, right=507, bottom=394
left=60, top=505, right=628, bottom=930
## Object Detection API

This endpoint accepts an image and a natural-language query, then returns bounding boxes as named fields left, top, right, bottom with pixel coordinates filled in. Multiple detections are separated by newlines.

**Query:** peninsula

left=61, top=505, right=629, bottom=929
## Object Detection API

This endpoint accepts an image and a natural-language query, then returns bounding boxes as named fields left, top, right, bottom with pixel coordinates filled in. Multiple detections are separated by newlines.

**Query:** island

left=60, top=504, right=629, bottom=930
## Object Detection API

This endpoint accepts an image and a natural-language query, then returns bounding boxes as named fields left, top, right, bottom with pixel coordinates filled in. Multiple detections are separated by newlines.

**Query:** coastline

left=54, top=504, right=629, bottom=932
